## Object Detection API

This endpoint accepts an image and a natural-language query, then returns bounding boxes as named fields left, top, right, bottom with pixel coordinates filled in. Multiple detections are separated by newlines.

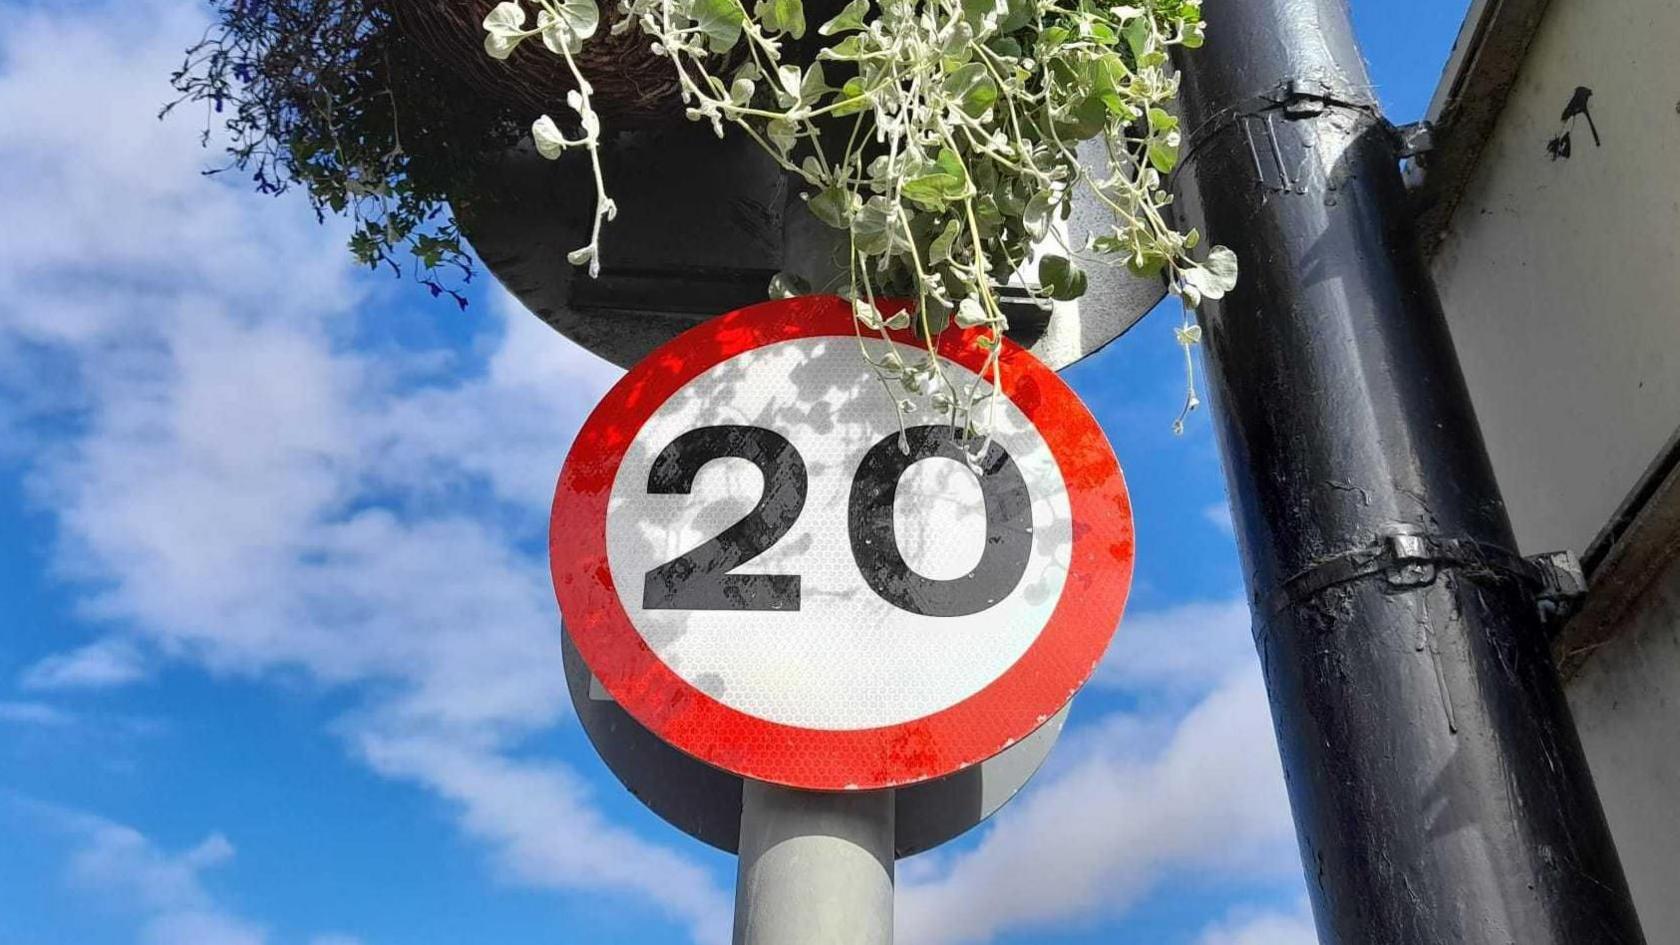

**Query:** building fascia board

left=1411, top=0, right=1553, bottom=254
left=1557, top=430, right=1680, bottom=679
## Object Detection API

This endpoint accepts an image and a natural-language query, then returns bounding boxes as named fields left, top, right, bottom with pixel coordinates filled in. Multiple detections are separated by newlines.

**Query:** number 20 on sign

left=550, top=297, right=1135, bottom=791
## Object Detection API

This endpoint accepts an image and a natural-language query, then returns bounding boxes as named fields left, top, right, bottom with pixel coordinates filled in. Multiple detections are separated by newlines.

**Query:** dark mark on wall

left=1547, top=86, right=1601, bottom=161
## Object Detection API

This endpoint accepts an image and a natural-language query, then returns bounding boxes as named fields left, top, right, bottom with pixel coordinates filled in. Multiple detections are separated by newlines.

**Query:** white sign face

left=552, top=298, right=1134, bottom=790
left=604, top=335, right=1075, bottom=730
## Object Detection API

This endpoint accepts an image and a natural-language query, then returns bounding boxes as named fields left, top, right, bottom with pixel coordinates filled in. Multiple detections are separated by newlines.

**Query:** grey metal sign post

left=734, top=784, right=895, bottom=945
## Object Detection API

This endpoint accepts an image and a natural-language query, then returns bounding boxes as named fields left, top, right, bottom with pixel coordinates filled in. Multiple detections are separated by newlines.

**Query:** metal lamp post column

left=1169, top=2, right=1647, bottom=944
left=734, top=783, right=895, bottom=945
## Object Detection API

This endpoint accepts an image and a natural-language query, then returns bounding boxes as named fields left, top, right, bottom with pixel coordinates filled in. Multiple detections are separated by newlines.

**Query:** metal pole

left=734, top=781, right=895, bottom=945
left=725, top=181, right=898, bottom=945
left=1169, top=2, right=1647, bottom=944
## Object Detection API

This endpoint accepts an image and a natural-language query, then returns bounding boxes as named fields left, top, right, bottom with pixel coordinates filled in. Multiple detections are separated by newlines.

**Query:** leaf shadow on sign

left=598, top=331, right=1073, bottom=690
left=609, top=335, right=877, bottom=676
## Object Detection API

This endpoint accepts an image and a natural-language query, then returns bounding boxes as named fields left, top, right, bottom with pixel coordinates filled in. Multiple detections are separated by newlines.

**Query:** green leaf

left=940, top=20, right=976, bottom=64
left=1038, top=254, right=1089, bottom=301
left=531, top=114, right=569, bottom=159
left=482, top=1, right=528, bottom=58
left=1058, top=94, right=1109, bottom=140
left=954, top=297, right=990, bottom=328
left=1180, top=245, right=1239, bottom=300
left=755, top=0, right=806, bottom=37
left=934, top=148, right=967, bottom=180
left=832, top=76, right=869, bottom=115
left=987, top=35, right=1021, bottom=59
left=901, top=149, right=969, bottom=209
left=1094, top=53, right=1131, bottom=92
left=996, top=0, right=1032, bottom=32
left=691, top=0, right=746, bottom=52
left=944, top=63, right=998, bottom=118
left=533, top=0, right=599, bottom=54
left=800, top=62, right=829, bottom=103
left=561, top=0, right=600, bottom=41
left=766, top=118, right=798, bottom=154
left=1022, top=191, right=1053, bottom=241
left=818, top=0, right=869, bottom=35
left=1148, top=139, right=1179, bottom=173
left=1126, top=250, right=1168, bottom=278
left=851, top=197, right=898, bottom=255
left=1123, top=16, right=1150, bottom=61
left=960, top=0, right=1006, bottom=31
left=775, top=64, right=803, bottom=102
left=902, top=175, right=963, bottom=209
left=929, top=219, right=961, bottom=265
left=483, top=1, right=527, bottom=35
left=818, top=34, right=867, bottom=60
left=805, top=186, right=851, bottom=228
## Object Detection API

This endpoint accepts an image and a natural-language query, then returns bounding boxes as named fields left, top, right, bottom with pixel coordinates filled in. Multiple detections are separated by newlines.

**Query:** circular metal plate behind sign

left=550, top=296, right=1134, bottom=790
left=561, top=622, right=1069, bottom=857
left=455, top=137, right=1166, bottom=371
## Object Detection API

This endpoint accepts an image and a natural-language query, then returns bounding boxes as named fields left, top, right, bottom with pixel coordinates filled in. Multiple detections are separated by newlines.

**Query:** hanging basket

left=392, top=0, right=684, bottom=125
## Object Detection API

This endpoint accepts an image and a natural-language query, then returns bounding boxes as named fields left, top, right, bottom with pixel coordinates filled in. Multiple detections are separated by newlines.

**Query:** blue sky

left=0, top=3, right=1470, bottom=944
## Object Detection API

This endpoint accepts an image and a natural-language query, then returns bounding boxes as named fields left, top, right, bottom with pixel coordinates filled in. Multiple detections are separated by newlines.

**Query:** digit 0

left=848, top=425, right=1034, bottom=617
left=642, top=426, right=807, bottom=611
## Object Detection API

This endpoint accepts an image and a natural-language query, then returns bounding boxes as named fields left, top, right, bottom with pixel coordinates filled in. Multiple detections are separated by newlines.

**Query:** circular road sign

left=550, top=296, right=1134, bottom=791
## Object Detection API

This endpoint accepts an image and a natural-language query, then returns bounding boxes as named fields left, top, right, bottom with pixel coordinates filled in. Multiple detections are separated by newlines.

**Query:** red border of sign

left=551, top=297, right=1134, bottom=790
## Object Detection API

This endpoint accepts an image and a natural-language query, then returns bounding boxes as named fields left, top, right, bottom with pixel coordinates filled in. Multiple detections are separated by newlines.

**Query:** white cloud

left=1204, top=502, right=1235, bottom=535
left=0, top=3, right=716, bottom=941
left=359, top=732, right=730, bottom=945
left=0, top=700, right=75, bottom=726
left=1093, top=597, right=1254, bottom=696
left=38, top=805, right=368, bottom=945
left=21, top=638, right=149, bottom=690
left=897, top=666, right=1299, bottom=945
left=61, top=813, right=268, bottom=945
left=896, top=596, right=1300, bottom=945
left=1196, top=903, right=1317, bottom=945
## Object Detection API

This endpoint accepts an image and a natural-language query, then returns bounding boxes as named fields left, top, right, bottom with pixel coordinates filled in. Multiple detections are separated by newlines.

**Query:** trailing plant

left=167, top=0, right=1233, bottom=439
left=164, top=0, right=530, bottom=308
left=482, top=0, right=1234, bottom=437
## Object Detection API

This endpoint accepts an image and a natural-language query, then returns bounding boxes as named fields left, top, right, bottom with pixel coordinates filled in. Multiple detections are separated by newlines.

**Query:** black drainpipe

left=1168, top=1, right=1647, bottom=942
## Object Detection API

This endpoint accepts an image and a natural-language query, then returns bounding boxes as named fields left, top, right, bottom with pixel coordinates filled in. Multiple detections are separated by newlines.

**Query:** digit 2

left=642, top=426, right=807, bottom=611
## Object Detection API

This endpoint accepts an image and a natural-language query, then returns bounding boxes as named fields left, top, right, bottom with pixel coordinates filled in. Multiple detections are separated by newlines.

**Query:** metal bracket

left=1173, top=75, right=1385, bottom=191
left=1270, top=527, right=1587, bottom=627
left=1528, top=550, right=1588, bottom=628
left=1394, top=120, right=1437, bottom=159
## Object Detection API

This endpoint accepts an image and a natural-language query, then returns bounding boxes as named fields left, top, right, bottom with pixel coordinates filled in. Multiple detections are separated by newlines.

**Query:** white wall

left=1566, top=554, right=1680, bottom=942
left=1429, top=2, right=1680, bottom=941
left=1430, top=0, right=1680, bottom=557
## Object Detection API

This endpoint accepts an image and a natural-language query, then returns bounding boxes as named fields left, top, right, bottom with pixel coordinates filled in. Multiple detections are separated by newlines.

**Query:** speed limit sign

left=550, top=297, right=1134, bottom=790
